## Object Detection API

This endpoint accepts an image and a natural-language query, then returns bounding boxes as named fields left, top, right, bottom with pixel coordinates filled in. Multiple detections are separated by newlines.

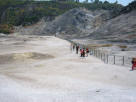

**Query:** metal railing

left=89, top=48, right=132, bottom=67
left=66, top=38, right=133, bottom=68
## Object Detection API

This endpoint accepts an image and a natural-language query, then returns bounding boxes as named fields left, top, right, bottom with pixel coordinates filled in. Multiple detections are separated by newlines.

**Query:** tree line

left=0, top=0, right=135, bottom=34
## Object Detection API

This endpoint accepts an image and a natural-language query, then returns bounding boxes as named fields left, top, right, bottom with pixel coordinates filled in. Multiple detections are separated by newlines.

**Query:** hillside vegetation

left=0, top=0, right=135, bottom=34
left=0, top=0, right=123, bottom=34
left=120, top=1, right=136, bottom=14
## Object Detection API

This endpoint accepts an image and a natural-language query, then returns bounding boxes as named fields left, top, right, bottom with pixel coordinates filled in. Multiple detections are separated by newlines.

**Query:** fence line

left=89, top=48, right=133, bottom=67
left=66, top=38, right=133, bottom=68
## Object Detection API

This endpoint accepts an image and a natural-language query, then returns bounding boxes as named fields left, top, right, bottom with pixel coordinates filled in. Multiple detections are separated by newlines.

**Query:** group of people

left=71, top=43, right=136, bottom=71
left=71, top=43, right=89, bottom=57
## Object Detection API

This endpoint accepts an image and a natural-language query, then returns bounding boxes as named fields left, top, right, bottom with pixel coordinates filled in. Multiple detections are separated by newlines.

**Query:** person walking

left=76, top=45, right=79, bottom=54
left=86, top=48, right=89, bottom=57
left=132, top=58, right=136, bottom=71
left=83, top=49, right=85, bottom=57
left=73, top=44, right=75, bottom=51
left=80, top=49, right=83, bottom=57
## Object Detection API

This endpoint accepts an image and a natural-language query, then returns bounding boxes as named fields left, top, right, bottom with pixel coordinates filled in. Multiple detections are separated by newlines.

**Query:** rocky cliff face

left=15, top=8, right=136, bottom=44
left=42, top=8, right=112, bottom=38
left=89, top=10, right=136, bottom=43
left=15, top=8, right=112, bottom=38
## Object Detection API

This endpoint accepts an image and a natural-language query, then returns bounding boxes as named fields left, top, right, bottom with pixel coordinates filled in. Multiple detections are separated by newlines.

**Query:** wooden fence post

left=107, top=55, right=109, bottom=64
left=96, top=50, right=97, bottom=57
left=114, top=55, right=116, bottom=64
left=95, top=49, right=96, bottom=56
left=94, top=49, right=95, bottom=56
left=122, top=56, right=125, bottom=65
left=99, top=50, right=100, bottom=58
left=101, top=53, right=102, bottom=60
left=104, top=53, right=105, bottom=63
left=98, top=50, right=99, bottom=58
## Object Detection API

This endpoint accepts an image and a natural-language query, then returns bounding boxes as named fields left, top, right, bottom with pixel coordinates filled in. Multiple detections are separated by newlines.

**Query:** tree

left=90, top=0, right=93, bottom=3
left=114, top=0, right=118, bottom=4
left=94, top=0, right=99, bottom=4
left=86, top=0, right=88, bottom=3
left=103, top=1, right=109, bottom=4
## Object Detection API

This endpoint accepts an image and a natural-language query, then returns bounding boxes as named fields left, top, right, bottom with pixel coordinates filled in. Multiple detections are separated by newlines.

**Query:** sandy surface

left=0, top=35, right=136, bottom=102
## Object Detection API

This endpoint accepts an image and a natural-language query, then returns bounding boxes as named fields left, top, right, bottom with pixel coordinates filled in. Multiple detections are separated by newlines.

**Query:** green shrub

left=0, top=24, right=13, bottom=34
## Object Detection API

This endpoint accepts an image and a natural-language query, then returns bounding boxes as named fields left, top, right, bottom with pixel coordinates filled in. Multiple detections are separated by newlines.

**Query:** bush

left=120, top=1, right=136, bottom=14
left=0, top=24, right=13, bottom=34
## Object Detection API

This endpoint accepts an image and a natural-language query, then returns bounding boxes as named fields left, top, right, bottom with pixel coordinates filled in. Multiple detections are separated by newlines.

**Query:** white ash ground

left=0, top=34, right=136, bottom=102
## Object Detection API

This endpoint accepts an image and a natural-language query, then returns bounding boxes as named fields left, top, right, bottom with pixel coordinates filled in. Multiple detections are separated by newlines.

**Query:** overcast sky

left=100, top=0, right=134, bottom=6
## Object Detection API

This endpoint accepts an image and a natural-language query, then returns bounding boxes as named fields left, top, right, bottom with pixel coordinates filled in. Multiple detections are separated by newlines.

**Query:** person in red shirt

left=132, top=58, right=136, bottom=71
left=86, top=48, right=89, bottom=57
left=80, top=49, right=83, bottom=57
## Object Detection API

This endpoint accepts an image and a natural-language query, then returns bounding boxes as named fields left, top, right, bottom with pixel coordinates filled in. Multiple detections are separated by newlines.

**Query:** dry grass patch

left=86, top=44, right=113, bottom=48
left=118, top=45, right=127, bottom=49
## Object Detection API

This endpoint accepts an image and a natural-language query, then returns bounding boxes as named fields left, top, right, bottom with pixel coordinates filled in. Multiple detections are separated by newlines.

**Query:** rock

left=43, top=8, right=112, bottom=38
left=89, top=10, right=136, bottom=43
